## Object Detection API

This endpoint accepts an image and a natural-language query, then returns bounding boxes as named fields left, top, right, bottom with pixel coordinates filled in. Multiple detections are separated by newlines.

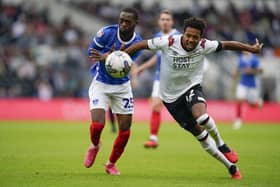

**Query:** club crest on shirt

left=92, top=99, right=99, bottom=105
left=200, top=38, right=206, bottom=49
left=168, top=36, right=175, bottom=46
left=96, top=28, right=104, bottom=37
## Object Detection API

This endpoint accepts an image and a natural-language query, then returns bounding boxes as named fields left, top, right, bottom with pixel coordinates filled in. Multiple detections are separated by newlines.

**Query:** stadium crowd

left=0, top=0, right=279, bottom=99
left=70, top=0, right=280, bottom=48
left=0, top=1, right=89, bottom=99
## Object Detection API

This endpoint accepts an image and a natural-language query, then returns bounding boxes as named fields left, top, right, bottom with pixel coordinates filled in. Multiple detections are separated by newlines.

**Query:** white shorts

left=151, top=80, right=160, bottom=98
left=88, top=79, right=134, bottom=114
left=236, top=84, right=259, bottom=104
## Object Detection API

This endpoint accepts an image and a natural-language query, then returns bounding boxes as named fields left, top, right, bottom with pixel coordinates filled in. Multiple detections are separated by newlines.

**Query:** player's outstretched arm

left=221, top=38, right=263, bottom=53
left=125, top=40, right=149, bottom=56
left=135, top=55, right=157, bottom=75
left=244, top=67, right=263, bottom=75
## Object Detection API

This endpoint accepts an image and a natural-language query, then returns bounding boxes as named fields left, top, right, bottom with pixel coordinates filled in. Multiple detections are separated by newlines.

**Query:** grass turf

left=0, top=121, right=279, bottom=187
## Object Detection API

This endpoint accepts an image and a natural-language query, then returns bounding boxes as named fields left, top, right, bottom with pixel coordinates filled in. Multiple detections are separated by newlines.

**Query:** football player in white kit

left=122, top=17, right=263, bottom=179
left=133, top=10, right=180, bottom=148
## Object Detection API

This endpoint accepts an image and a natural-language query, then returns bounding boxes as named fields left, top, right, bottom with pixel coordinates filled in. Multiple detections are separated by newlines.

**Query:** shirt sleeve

left=87, top=27, right=108, bottom=55
left=200, top=39, right=221, bottom=55
left=147, top=36, right=170, bottom=50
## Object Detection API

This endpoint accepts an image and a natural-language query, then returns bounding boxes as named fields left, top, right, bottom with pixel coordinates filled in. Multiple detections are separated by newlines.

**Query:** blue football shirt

left=88, top=24, right=142, bottom=85
left=238, top=53, right=260, bottom=88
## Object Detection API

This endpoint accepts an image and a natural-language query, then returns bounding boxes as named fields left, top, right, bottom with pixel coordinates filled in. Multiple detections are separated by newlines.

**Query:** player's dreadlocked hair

left=183, top=17, right=206, bottom=36
left=121, top=7, right=139, bottom=22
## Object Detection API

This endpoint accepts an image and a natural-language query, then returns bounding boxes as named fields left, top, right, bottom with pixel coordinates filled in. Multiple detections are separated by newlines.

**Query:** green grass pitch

left=0, top=121, right=280, bottom=187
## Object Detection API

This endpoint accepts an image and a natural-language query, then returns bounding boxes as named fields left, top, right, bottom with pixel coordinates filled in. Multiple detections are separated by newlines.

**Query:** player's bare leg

left=189, top=103, right=241, bottom=179
left=144, top=97, right=163, bottom=148
left=84, top=109, right=105, bottom=168
left=105, top=114, right=132, bottom=175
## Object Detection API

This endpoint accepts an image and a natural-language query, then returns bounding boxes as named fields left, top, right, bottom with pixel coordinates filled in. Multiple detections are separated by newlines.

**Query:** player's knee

left=91, top=117, right=105, bottom=124
left=152, top=103, right=162, bottom=112
left=196, top=113, right=210, bottom=126
left=117, top=114, right=132, bottom=131
left=91, top=118, right=105, bottom=124
left=152, top=99, right=162, bottom=112
left=118, top=123, right=131, bottom=131
left=191, top=103, right=206, bottom=119
left=91, top=109, right=106, bottom=124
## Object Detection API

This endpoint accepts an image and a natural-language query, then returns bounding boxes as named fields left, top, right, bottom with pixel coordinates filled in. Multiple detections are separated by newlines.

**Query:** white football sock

left=196, top=130, right=233, bottom=168
left=150, top=135, right=158, bottom=142
left=197, top=114, right=224, bottom=147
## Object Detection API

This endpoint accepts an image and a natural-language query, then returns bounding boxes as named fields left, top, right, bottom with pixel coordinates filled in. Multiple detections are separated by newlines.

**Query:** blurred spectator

left=0, top=0, right=89, bottom=99
left=37, top=79, right=53, bottom=101
left=69, top=0, right=280, bottom=48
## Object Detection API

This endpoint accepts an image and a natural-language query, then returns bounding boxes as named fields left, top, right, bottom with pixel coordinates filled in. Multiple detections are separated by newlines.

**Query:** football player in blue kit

left=233, top=51, right=263, bottom=129
left=133, top=10, right=180, bottom=148
left=84, top=8, right=142, bottom=175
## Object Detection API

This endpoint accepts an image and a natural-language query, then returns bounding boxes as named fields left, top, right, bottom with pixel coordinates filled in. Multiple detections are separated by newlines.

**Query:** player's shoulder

left=197, top=38, right=219, bottom=49
left=96, top=24, right=118, bottom=37
left=102, top=24, right=118, bottom=32
left=166, top=34, right=181, bottom=47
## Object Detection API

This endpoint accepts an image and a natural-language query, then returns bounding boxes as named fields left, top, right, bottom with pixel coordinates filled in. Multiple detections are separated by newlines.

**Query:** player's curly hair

left=183, top=17, right=206, bottom=36
left=121, top=7, right=139, bottom=22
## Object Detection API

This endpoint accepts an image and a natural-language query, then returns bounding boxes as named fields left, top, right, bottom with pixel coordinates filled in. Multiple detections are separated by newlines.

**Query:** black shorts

left=163, top=84, right=206, bottom=130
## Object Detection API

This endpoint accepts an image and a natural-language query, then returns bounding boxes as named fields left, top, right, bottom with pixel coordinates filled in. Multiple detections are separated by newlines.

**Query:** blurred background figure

left=133, top=10, right=180, bottom=148
left=233, top=51, right=263, bottom=129
left=37, top=79, right=53, bottom=101
left=108, top=108, right=117, bottom=133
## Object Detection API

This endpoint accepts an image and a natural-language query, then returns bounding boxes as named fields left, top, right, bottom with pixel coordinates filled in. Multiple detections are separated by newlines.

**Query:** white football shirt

left=147, top=34, right=220, bottom=103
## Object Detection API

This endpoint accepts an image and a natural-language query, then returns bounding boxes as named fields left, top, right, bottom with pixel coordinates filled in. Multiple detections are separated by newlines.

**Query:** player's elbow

left=221, top=41, right=232, bottom=50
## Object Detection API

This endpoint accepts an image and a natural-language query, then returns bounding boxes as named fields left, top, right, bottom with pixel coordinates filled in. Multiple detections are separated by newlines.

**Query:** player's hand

left=135, top=67, right=144, bottom=76
left=119, top=43, right=126, bottom=51
left=88, top=44, right=117, bottom=62
left=88, top=48, right=108, bottom=61
left=244, top=67, right=254, bottom=74
left=251, top=38, right=263, bottom=53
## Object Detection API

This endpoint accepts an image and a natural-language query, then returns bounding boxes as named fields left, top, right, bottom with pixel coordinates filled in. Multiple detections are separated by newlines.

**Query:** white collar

left=117, top=28, right=136, bottom=45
